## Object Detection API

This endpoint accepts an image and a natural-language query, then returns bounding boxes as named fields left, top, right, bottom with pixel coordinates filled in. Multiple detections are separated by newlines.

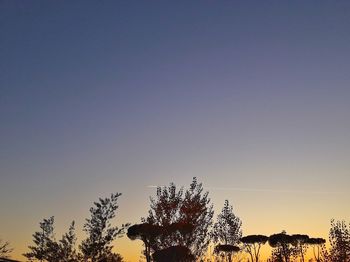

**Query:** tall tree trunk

left=300, top=246, right=305, bottom=262
left=145, top=242, right=151, bottom=262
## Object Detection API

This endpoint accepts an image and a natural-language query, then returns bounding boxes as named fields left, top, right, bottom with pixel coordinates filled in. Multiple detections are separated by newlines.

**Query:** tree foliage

left=80, top=193, right=129, bottom=262
left=307, top=238, right=327, bottom=262
left=329, top=219, right=350, bottom=262
left=104, top=252, right=124, bottom=262
left=241, top=235, right=268, bottom=262
left=24, top=217, right=79, bottom=262
left=268, top=232, right=295, bottom=262
left=212, top=200, right=242, bottom=246
left=57, top=221, right=79, bottom=262
left=214, top=244, right=240, bottom=262
left=290, top=234, right=309, bottom=262
left=23, top=216, right=60, bottom=261
left=127, top=223, right=163, bottom=262
left=211, top=200, right=242, bottom=262
left=145, top=177, right=214, bottom=258
left=0, top=239, right=13, bottom=258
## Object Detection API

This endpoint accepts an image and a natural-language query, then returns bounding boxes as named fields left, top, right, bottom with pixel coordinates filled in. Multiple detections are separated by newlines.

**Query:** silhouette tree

left=145, top=177, right=214, bottom=258
left=24, top=217, right=80, bottom=262
left=127, top=223, right=163, bottom=262
left=306, top=238, right=326, bottom=262
left=212, top=200, right=242, bottom=245
left=211, top=200, right=242, bottom=262
left=80, top=193, right=129, bottom=262
left=0, top=239, right=13, bottom=258
left=268, top=232, right=295, bottom=262
left=290, top=234, right=309, bottom=262
left=214, top=244, right=240, bottom=262
left=57, top=221, right=79, bottom=262
left=240, top=235, right=268, bottom=262
left=23, top=216, right=61, bottom=262
left=328, top=219, right=350, bottom=262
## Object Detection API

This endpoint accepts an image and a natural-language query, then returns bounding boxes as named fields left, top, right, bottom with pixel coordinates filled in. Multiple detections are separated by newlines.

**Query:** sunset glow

left=1, top=1, right=350, bottom=261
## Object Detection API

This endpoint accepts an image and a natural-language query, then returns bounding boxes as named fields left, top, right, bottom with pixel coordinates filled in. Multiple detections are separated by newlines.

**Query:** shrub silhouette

left=152, top=246, right=195, bottom=262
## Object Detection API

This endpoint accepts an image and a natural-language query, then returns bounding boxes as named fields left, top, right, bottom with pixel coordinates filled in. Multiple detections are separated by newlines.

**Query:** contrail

left=203, top=187, right=344, bottom=195
left=146, top=185, right=344, bottom=195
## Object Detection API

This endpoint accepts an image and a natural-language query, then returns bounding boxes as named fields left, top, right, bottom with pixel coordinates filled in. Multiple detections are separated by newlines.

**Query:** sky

left=1, top=1, right=350, bottom=261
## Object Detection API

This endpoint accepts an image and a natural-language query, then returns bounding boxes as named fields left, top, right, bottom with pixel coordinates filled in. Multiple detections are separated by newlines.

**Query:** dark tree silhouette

left=212, top=200, right=242, bottom=245
left=80, top=193, right=129, bottom=262
left=57, top=221, right=79, bottom=262
left=127, top=223, right=163, bottom=262
left=127, top=222, right=194, bottom=262
left=329, top=219, right=350, bottom=262
left=23, top=216, right=61, bottom=262
left=211, top=200, right=242, bottom=262
left=214, top=244, right=240, bottom=262
left=290, top=234, right=309, bottom=262
left=307, top=238, right=326, bottom=262
left=268, top=232, right=295, bottom=262
left=104, top=253, right=124, bottom=262
left=240, top=235, right=268, bottom=262
left=152, top=246, right=195, bottom=262
left=0, top=239, right=13, bottom=258
left=145, top=177, right=214, bottom=258
left=24, top=217, right=79, bottom=262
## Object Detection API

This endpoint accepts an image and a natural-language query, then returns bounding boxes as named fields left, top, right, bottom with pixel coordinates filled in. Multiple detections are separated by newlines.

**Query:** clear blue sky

left=1, top=1, right=350, bottom=260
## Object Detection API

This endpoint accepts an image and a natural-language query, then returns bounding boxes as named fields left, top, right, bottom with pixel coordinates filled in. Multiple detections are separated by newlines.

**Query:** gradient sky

left=1, top=1, right=350, bottom=261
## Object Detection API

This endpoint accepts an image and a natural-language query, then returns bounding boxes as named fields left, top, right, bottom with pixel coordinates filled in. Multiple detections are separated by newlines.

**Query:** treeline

left=3, top=178, right=349, bottom=262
